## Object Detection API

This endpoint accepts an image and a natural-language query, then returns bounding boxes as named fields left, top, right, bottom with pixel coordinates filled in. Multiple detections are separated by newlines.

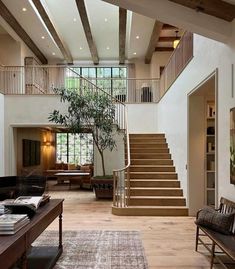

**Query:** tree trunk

left=100, top=151, right=106, bottom=176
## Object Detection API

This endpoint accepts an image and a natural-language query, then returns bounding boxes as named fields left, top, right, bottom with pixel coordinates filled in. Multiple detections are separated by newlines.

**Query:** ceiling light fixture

left=79, top=47, right=83, bottom=50
left=22, top=7, right=27, bottom=12
left=73, top=18, right=77, bottom=22
left=41, top=36, right=45, bottom=39
left=104, top=18, right=108, bottom=22
left=173, top=30, right=180, bottom=49
left=52, top=52, right=55, bottom=55
left=133, top=52, right=137, bottom=55
left=136, top=35, right=140, bottom=39
left=106, top=46, right=110, bottom=50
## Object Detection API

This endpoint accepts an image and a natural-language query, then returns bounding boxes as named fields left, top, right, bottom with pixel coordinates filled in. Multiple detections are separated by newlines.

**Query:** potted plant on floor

left=48, top=88, right=118, bottom=198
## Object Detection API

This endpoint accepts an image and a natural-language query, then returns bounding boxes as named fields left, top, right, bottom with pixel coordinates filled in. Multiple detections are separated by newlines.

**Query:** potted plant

left=48, top=88, right=118, bottom=198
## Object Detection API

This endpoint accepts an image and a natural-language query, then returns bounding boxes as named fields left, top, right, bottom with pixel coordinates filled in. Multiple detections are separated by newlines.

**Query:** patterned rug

left=33, top=230, right=148, bottom=269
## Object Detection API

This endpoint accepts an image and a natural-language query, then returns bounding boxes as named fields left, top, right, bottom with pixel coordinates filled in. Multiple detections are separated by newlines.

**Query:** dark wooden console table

left=0, top=199, right=64, bottom=269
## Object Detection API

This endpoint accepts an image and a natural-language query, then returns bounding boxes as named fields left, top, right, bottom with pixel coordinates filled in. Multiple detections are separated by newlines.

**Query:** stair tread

left=131, top=157, right=172, bottom=161
left=130, top=172, right=176, bottom=174
left=129, top=187, right=182, bottom=190
left=130, top=164, right=174, bottom=168
left=122, top=206, right=188, bottom=209
left=129, top=179, right=179, bottom=181
left=130, top=196, right=185, bottom=199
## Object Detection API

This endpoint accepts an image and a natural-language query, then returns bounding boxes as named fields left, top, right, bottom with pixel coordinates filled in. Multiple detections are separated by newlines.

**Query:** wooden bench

left=195, top=197, right=235, bottom=269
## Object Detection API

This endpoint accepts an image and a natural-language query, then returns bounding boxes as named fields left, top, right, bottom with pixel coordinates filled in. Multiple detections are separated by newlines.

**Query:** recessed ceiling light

left=79, top=47, right=83, bottom=50
left=136, top=35, right=140, bottom=39
left=104, top=18, right=108, bottom=22
left=133, top=52, right=137, bottom=55
left=52, top=52, right=55, bottom=55
left=22, top=7, right=27, bottom=12
left=73, top=18, right=77, bottom=22
left=106, top=46, right=110, bottom=50
left=41, top=36, right=45, bottom=39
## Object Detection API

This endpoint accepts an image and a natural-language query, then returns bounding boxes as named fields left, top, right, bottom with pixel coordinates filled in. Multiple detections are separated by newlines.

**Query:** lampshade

left=173, top=30, right=180, bottom=49
left=173, top=39, right=180, bottom=49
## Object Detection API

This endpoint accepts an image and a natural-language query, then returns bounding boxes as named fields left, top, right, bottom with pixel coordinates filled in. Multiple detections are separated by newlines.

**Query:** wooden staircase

left=113, top=133, right=188, bottom=216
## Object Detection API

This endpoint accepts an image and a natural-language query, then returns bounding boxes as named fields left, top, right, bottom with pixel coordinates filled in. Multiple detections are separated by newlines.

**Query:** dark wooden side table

left=0, top=199, right=64, bottom=269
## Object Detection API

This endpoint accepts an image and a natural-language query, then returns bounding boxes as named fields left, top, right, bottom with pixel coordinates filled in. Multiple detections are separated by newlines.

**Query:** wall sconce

left=173, top=30, right=180, bottom=49
left=43, top=140, right=52, bottom=147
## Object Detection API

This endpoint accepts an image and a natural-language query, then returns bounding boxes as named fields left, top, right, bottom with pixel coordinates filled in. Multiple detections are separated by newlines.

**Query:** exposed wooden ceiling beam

left=162, top=24, right=178, bottom=30
left=0, top=0, right=47, bottom=64
left=155, top=47, right=174, bottom=52
left=75, top=0, right=99, bottom=65
left=145, top=21, right=163, bottom=64
left=119, top=8, right=127, bottom=65
left=31, top=0, right=73, bottom=64
left=159, top=36, right=178, bottom=42
left=168, top=0, right=235, bottom=22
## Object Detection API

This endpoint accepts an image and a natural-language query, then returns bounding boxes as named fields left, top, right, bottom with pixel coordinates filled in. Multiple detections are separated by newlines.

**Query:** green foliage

left=48, top=88, right=118, bottom=176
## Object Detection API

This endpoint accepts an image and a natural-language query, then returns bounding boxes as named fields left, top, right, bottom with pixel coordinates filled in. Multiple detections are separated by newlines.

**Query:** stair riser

left=131, top=160, right=173, bottom=165
left=130, top=189, right=183, bottom=196
left=112, top=207, right=188, bottom=216
left=130, top=139, right=166, bottom=143
left=130, top=148, right=169, bottom=154
left=130, top=167, right=175, bottom=172
left=130, top=134, right=165, bottom=138
left=129, top=198, right=186, bottom=206
left=129, top=181, right=180, bottom=188
left=130, top=174, right=177, bottom=179
left=129, top=154, right=171, bottom=159
left=130, top=144, right=168, bottom=148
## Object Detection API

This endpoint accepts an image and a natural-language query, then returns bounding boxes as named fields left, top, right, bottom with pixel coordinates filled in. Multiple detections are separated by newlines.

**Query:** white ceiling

left=0, top=0, right=161, bottom=63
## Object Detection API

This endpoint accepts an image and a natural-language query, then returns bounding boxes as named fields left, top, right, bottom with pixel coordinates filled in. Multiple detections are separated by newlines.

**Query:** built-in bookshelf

left=205, top=101, right=215, bottom=207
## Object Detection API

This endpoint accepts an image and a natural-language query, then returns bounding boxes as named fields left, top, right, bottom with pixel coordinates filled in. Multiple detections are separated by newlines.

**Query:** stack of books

left=0, top=205, right=11, bottom=215
left=0, top=214, right=29, bottom=235
left=4, top=196, right=45, bottom=218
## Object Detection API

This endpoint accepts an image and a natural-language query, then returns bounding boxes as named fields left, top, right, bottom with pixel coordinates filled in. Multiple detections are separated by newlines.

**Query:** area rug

left=33, top=230, right=148, bottom=269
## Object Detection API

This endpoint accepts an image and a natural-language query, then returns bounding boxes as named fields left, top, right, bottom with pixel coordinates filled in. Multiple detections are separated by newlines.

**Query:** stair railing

left=113, top=107, right=131, bottom=208
left=68, top=68, right=131, bottom=207
left=67, top=68, right=131, bottom=207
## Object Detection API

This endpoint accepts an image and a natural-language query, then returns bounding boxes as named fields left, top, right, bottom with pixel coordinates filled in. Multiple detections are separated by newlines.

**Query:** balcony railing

left=0, top=65, right=160, bottom=103
left=159, top=31, right=193, bottom=99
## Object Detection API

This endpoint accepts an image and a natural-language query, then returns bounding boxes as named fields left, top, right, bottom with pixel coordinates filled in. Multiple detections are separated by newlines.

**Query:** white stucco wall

left=150, top=51, right=172, bottom=78
left=0, top=93, right=4, bottom=176
left=127, top=103, right=158, bottom=133
left=157, top=33, right=235, bottom=208
left=0, top=34, right=21, bottom=65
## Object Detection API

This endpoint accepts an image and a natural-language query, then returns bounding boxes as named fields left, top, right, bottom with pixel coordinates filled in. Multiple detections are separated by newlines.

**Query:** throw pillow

left=195, top=207, right=234, bottom=235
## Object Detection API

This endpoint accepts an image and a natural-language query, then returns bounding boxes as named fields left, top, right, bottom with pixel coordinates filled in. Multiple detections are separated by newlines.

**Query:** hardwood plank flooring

left=44, top=182, right=220, bottom=268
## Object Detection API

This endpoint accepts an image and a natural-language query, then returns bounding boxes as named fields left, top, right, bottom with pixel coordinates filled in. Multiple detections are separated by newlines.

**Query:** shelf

left=206, top=101, right=216, bottom=207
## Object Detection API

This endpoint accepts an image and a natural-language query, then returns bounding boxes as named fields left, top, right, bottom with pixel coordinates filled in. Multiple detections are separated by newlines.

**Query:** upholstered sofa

left=44, top=163, right=94, bottom=186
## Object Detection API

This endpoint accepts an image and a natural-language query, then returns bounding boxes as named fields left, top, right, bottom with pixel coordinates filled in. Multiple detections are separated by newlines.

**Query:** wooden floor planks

left=45, top=186, right=219, bottom=269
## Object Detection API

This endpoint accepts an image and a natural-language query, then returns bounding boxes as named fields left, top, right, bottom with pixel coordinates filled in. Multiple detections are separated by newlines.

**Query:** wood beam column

left=32, top=0, right=73, bottom=64
left=119, top=8, right=127, bottom=65
left=0, top=0, right=47, bottom=64
left=145, top=20, right=163, bottom=64
left=75, top=0, right=99, bottom=65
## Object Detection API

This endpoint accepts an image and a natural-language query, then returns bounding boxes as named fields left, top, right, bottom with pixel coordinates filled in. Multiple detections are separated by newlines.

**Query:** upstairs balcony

left=0, top=32, right=193, bottom=104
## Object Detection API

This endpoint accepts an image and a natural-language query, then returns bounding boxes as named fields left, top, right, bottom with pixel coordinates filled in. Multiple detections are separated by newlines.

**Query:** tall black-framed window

left=56, top=133, right=93, bottom=165
left=66, top=67, right=127, bottom=98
